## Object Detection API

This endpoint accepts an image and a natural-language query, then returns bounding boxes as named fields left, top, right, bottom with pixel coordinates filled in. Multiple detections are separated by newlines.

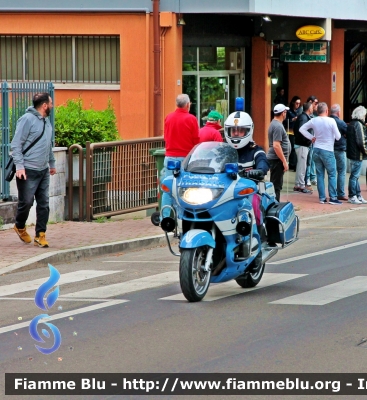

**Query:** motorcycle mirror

left=225, top=163, right=238, bottom=174
left=167, top=160, right=181, bottom=171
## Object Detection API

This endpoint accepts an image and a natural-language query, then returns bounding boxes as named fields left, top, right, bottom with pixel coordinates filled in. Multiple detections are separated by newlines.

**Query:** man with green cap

left=199, top=110, right=224, bottom=143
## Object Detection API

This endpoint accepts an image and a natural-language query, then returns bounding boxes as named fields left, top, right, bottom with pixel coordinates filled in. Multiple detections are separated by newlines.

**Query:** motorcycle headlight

left=178, top=187, right=223, bottom=205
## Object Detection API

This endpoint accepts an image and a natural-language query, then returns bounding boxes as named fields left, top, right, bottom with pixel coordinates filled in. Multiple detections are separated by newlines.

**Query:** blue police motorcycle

left=160, top=141, right=299, bottom=302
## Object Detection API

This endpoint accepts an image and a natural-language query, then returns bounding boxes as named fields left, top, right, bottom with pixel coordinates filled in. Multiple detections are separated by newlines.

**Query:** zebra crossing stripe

left=160, top=273, right=307, bottom=302
left=0, top=270, right=121, bottom=297
left=60, top=271, right=179, bottom=298
left=0, top=300, right=127, bottom=335
left=270, top=276, right=367, bottom=305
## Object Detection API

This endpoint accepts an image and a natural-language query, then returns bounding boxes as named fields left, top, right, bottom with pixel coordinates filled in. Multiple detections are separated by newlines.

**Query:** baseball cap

left=202, top=110, right=224, bottom=121
left=273, top=104, right=289, bottom=113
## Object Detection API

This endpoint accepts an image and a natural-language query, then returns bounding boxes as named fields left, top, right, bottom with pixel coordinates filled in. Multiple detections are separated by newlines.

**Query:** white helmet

left=224, top=111, right=254, bottom=149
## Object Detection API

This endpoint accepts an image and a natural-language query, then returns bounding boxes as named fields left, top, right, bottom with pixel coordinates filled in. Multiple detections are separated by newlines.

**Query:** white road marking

left=61, top=271, right=179, bottom=298
left=267, top=239, right=367, bottom=265
left=0, top=270, right=122, bottom=297
left=102, top=261, right=177, bottom=263
left=0, top=297, right=115, bottom=302
left=270, top=276, right=367, bottom=305
left=0, top=300, right=127, bottom=335
left=160, top=273, right=306, bottom=302
left=301, top=207, right=367, bottom=221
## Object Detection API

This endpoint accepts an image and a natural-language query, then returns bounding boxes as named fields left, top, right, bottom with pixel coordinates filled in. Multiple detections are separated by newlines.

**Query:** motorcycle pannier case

left=265, top=202, right=298, bottom=244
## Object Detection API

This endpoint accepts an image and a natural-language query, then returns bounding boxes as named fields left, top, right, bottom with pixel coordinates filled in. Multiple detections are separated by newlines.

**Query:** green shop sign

left=279, top=41, right=329, bottom=63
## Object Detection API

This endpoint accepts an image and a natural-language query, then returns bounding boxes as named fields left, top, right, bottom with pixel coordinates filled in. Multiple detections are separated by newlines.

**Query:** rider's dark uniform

left=237, top=141, right=270, bottom=244
left=237, top=141, right=270, bottom=175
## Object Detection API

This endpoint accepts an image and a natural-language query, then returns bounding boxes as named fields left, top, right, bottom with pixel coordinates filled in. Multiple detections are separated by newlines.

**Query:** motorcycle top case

left=265, top=201, right=297, bottom=244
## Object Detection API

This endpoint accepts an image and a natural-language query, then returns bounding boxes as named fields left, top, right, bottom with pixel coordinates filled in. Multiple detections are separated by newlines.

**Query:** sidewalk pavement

left=1, top=171, right=366, bottom=275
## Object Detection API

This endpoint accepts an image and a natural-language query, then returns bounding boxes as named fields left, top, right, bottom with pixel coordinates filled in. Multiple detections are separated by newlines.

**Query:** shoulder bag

left=5, top=119, right=46, bottom=182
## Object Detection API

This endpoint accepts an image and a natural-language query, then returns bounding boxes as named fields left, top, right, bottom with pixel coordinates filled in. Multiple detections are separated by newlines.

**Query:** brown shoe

left=14, top=224, right=32, bottom=243
left=34, top=232, right=49, bottom=248
left=337, top=196, right=348, bottom=201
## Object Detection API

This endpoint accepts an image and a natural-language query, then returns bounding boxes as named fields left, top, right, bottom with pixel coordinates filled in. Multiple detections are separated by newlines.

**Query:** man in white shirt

left=299, top=102, right=341, bottom=205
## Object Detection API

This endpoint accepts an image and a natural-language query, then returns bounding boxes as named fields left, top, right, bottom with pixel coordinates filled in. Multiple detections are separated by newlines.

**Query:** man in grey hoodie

left=11, top=92, right=56, bottom=247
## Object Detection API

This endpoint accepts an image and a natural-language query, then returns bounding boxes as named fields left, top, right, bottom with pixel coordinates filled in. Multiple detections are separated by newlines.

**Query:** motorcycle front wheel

left=235, top=250, right=265, bottom=288
left=179, top=247, right=211, bottom=302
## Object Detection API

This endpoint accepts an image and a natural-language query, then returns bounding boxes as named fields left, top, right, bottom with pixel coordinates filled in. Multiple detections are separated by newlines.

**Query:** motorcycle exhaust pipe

left=161, top=217, right=176, bottom=233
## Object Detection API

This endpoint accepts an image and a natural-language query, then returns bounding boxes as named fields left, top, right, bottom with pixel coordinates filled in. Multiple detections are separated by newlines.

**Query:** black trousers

left=288, top=134, right=297, bottom=170
left=15, top=168, right=50, bottom=235
left=268, top=159, right=284, bottom=202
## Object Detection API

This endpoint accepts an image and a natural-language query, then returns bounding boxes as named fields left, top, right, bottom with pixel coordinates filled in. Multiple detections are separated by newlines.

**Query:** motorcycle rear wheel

left=180, top=247, right=211, bottom=302
left=235, top=251, right=265, bottom=288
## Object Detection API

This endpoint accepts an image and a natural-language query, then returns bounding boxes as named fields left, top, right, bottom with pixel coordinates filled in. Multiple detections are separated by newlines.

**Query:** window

left=0, top=35, right=120, bottom=84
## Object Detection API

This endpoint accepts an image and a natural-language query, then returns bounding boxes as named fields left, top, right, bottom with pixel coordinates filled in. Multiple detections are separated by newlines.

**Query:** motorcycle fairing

left=179, top=229, right=216, bottom=249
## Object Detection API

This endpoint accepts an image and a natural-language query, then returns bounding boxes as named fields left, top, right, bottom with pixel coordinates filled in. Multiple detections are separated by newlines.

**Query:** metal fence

left=69, top=137, right=165, bottom=221
left=0, top=82, right=54, bottom=200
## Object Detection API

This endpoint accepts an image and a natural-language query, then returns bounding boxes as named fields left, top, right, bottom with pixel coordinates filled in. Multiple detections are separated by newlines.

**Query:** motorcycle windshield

left=183, top=142, right=238, bottom=174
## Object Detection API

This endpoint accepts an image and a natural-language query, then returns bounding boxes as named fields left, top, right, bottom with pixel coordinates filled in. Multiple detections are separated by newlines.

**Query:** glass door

left=199, top=76, right=229, bottom=127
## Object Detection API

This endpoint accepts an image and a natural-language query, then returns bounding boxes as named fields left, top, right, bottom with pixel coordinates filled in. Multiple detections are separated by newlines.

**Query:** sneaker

left=34, top=232, right=49, bottom=248
left=319, top=198, right=327, bottom=204
left=357, top=195, right=367, bottom=204
left=306, top=179, right=311, bottom=186
left=293, top=186, right=300, bottom=192
left=329, top=198, right=342, bottom=205
left=337, top=196, right=349, bottom=201
left=299, top=187, right=313, bottom=194
left=13, top=225, right=32, bottom=243
left=348, top=195, right=362, bottom=204
left=311, top=180, right=317, bottom=185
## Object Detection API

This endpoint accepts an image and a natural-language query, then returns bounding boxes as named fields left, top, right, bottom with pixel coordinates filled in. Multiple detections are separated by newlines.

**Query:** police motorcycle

left=159, top=112, right=299, bottom=302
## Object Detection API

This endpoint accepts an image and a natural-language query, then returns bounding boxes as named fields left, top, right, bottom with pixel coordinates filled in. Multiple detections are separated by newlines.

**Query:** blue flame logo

left=29, top=264, right=62, bottom=354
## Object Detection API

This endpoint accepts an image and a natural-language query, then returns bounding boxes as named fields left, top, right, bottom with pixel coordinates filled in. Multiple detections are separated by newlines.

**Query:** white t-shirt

left=299, top=116, right=341, bottom=152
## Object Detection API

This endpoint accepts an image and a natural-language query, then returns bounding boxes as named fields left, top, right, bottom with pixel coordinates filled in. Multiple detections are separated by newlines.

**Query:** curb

left=0, top=234, right=173, bottom=275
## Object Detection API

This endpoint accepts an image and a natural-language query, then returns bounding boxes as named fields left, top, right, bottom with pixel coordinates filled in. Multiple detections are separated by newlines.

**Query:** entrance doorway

left=200, top=75, right=228, bottom=126
left=182, top=46, right=244, bottom=127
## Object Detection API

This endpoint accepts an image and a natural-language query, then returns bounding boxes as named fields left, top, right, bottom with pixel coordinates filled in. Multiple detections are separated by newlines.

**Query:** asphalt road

left=1, top=207, right=367, bottom=399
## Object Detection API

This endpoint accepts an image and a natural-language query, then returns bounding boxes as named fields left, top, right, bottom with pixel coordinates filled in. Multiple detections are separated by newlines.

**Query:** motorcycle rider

left=224, top=111, right=270, bottom=246
left=224, top=111, right=269, bottom=175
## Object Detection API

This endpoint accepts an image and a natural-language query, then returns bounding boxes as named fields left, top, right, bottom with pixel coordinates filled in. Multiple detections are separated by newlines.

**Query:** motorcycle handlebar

left=239, top=169, right=265, bottom=181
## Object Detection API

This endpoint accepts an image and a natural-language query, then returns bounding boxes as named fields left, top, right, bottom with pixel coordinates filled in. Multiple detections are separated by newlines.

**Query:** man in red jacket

left=199, top=110, right=224, bottom=143
left=162, top=94, right=200, bottom=218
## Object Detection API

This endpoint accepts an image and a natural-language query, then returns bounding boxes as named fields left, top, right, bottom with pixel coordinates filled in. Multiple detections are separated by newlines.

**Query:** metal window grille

left=0, top=35, right=120, bottom=84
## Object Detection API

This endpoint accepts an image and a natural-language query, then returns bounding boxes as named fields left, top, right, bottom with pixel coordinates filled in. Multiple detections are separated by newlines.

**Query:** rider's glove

left=241, top=169, right=265, bottom=181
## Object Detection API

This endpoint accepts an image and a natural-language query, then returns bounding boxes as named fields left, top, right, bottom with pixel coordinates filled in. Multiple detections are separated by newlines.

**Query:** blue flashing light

left=225, top=163, right=238, bottom=174
left=167, top=160, right=181, bottom=170
left=235, top=97, right=244, bottom=111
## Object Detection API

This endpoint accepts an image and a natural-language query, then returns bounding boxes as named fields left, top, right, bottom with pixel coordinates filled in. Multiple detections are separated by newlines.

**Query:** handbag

left=4, top=119, right=46, bottom=182
left=4, top=156, right=16, bottom=182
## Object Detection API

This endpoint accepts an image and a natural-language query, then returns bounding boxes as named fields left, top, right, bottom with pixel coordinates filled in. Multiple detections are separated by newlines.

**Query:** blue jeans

left=312, top=148, right=337, bottom=200
left=161, top=156, right=185, bottom=218
left=305, top=145, right=316, bottom=182
left=15, top=168, right=50, bottom=235
left=348, top=159, right=363, bottom=198
left=334, top=150, right=346, bottom=197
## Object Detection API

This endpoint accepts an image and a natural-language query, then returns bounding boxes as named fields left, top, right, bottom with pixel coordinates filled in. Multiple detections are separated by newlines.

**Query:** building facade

left=1, top=0, right=367, bottom=148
